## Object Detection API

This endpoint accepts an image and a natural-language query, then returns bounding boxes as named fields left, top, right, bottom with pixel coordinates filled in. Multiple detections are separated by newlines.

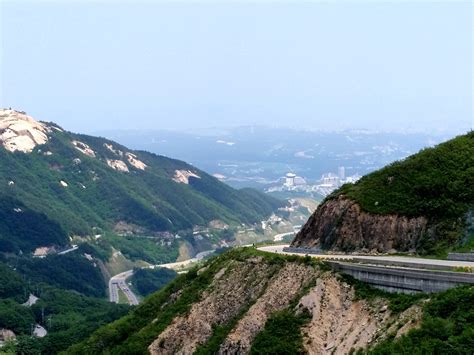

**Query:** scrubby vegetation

left=369, top=286, right=474, bottom=354
left=250, top=309, right=310, bottom=354
left=64, top=249, right=326, bottom=354
left=338, top=132, right=473, bottom=219
left=340, top=274, right=426, bottom=313
left=335, top=132, right=474, bottom=254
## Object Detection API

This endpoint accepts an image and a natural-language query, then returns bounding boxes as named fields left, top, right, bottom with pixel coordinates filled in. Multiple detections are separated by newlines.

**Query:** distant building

left=293, top=176, right=306, bottom=186
left=338, top=166, right=345, bottom=180
left=321, top=173, right=340, bottom=186
left=285, top=173, right=297, bottom=187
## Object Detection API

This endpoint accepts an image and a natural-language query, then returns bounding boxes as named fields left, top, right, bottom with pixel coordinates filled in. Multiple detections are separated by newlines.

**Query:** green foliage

left=101, top=233, right=179, bottom=264
left=0, top=263, right=27, bottom=301
left=0, top=261, right=128, bottom=354
left=0, top=299, right=35, bottom=334
left=454, top=233, right=474, bottom=253
left=250, top=309, right=311, bottom=354
left=65, top=264, right=219, bottom=354
left=0, top=196, right=67, bottom=253
left=338, top=132, right=474, bottom=219
left=0, top=128, right=284, bottom=253
left=130, top=267, right=177, bottom=297
left=15, top=253, right=106, bottom=297
left=370, top=286, right=474, bottom=354
left=334, top=132, right=474, bottom=254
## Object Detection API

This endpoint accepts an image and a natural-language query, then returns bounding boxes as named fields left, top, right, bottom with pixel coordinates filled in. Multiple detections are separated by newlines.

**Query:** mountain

left=0, top=109, right=284, bottom=254
left=66, top=248, right=474, bottom=354
left=292, top=132, right=474, bottom=255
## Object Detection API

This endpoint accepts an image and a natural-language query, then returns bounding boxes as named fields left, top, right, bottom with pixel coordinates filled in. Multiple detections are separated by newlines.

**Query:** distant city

left=266, top=167, right=361, bottom=197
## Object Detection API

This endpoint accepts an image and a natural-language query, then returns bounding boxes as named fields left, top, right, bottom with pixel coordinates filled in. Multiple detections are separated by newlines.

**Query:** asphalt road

left=108, top=250, right=214, bottom=305
left=258, top=244, right=474, bottom=268
left=109, top=270, right=139, bottom=305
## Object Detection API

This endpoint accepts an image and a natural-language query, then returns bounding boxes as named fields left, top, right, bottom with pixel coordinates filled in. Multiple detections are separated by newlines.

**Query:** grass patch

left=250, top=309, right=311, bottom=354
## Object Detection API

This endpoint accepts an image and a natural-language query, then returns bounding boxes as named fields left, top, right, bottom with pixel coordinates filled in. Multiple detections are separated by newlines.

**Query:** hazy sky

left=0, top=1, right=472, bottom=134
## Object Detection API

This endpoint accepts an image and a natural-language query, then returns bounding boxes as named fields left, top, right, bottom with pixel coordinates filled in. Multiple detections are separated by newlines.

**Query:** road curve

left=108, top=250, right=214, bottom=305
left=109, top=270, right=138, bottom=305
left=258, top=244, right=474, bottom=268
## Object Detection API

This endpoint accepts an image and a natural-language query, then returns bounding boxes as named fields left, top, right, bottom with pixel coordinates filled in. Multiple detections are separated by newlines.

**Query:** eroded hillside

left=64, top=248, right=469, bottom=355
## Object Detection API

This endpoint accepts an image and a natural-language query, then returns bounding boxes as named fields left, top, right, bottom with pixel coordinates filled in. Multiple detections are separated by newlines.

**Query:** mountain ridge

left=0, top=109, right=284, bottom=253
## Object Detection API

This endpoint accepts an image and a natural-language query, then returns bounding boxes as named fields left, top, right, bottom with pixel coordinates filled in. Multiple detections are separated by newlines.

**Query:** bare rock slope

left=292, top=195, right=429, bottom=253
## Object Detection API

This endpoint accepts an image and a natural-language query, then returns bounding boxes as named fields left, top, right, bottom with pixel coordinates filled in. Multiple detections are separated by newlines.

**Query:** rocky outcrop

left=292, top=195, right=429, bottom=253
left=72, top=140, right=96, bottom=158
left=106, top=159, right=129, bottom=172
left=0, top=109, right=49, bottom=153
left=219, top=263, right=317, bottom=354
left=148, top=258, right=277, bottom=354
left=173, top=170, right=201, bottom=184
left=299, top=274, right=422, bottom=354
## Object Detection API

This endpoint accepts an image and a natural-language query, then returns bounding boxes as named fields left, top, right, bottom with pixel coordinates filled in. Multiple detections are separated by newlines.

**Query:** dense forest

left=0, top=261, right=129, bottom=354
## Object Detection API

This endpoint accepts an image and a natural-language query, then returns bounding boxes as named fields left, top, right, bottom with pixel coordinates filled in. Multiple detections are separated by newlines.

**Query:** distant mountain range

left=0, top=109, right=283, bottom=253
left=96, top=126, right=450, bottom=188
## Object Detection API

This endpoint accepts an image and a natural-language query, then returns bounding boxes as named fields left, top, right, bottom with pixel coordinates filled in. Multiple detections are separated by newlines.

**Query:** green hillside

left=0, top=113, right=284, bottom=253
left=337, top=131, right=474, bottom=253
left=0, top=260, right=129, bottom=354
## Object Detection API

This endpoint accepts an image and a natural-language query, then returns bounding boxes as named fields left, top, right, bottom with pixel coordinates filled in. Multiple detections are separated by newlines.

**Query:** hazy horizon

left=1, top=1, right=472, bottom=135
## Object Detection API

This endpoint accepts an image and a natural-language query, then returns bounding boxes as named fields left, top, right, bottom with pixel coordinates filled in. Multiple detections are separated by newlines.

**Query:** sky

left=0, top=0, right=472, bottom=134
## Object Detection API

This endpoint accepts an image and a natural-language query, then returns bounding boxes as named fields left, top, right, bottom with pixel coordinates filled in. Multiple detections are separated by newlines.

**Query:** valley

left=0, top=111, right=471, bottom=353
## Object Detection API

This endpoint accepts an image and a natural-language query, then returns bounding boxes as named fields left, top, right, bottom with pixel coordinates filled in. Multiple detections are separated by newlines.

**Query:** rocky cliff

left=292, top=195, right=429, bottom=253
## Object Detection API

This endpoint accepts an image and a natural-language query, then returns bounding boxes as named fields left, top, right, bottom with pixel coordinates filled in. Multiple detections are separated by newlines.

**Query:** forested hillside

left=0, top=109, right=284, bottom=253
left=0, top=260, right=129, bottom=354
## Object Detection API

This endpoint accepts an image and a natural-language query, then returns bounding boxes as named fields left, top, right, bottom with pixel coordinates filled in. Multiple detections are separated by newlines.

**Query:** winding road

left=109, top=250, right=214, bottom=305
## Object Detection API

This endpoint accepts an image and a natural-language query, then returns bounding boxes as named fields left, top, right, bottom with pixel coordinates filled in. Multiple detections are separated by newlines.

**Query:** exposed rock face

left=104, top=143, right=147, bottom=170
left=0, top=109, right=49, bottom=153
left=149, top=258, right=276, bottom=354
left=292, top=195, right=428, bottom=253
left=219, top=263, right=317, bottom=354
left=0, top=328, right=16, bottom=341
left=173, top=169, right=201, bottom=184
left=106, top=159, right=129, bottom=173
left=299, top=274, right=421, bottom=354
left=72, top=140, right=96, bottom=158
left=125, top=152, right=147, bottom=170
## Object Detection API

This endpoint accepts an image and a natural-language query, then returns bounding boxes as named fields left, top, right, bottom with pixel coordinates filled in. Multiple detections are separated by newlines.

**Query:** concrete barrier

left=328, top=261, right=474, bottom=294
left=447, top=252, right=474, bottom=262
left=282, top=247, right=324, bottom=255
